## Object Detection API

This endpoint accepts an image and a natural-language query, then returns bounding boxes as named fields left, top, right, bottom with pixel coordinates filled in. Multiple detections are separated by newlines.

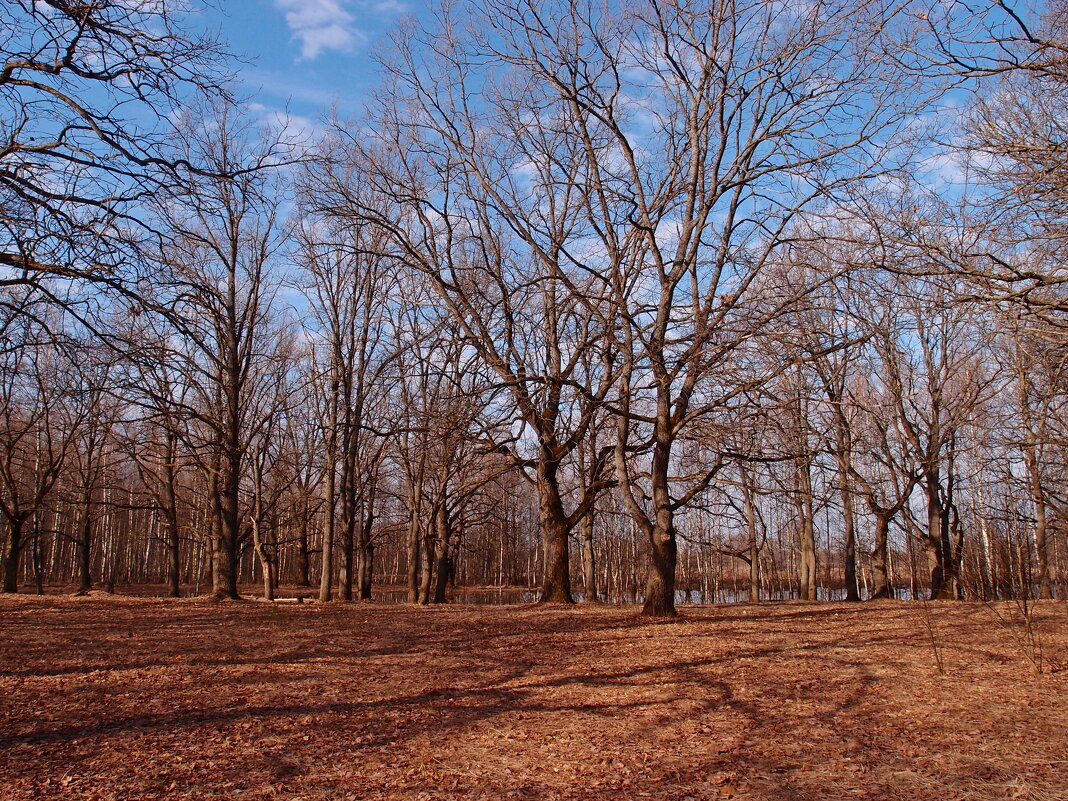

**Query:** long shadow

left=2, top=599, right=1059, bottom=801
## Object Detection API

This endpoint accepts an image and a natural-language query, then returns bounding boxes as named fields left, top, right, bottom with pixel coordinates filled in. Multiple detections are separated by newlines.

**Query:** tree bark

left=295, top=501, right=311, bottom=587
left=796, top=459, right=817, bottom=602
left=2, top=519, right=24, bottom=593
left=870, top=512, right=892, bottom=600
left=537, top=459, right=574, bottom=603
left=579, top=510, right=597, bottom=602
left=214, top=460, right=241, bottom=600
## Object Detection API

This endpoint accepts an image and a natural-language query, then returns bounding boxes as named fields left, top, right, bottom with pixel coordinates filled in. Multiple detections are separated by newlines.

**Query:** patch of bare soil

left=0, top=597, right=1064, bottom=801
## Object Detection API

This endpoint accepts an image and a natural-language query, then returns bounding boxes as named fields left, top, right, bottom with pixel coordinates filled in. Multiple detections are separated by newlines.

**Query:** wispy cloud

left=275, top=0, right=363, bottom=60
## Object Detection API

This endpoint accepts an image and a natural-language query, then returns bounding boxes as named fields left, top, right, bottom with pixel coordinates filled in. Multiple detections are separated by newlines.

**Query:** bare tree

left=0, top=308, right=79, bottom=592
left=1, top=1, right=228, bottom=299
left=147, top=103, right=293, bottom=600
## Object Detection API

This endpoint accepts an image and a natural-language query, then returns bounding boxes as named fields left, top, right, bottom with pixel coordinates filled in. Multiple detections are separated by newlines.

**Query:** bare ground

left=0, top=597, right=1065, bottom=801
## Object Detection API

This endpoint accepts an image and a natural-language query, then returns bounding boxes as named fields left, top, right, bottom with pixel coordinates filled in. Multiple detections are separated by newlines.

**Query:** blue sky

left=201, top=1, right=424, bottom=123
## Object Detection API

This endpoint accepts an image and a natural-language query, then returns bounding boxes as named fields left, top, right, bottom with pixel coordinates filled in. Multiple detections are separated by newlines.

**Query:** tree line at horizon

left=2, top=0, right=1068, bottom=616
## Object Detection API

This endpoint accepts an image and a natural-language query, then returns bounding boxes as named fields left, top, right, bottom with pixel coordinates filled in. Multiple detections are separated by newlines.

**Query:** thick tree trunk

left=537, top=460, right=573, bottom=603
left=634, top=413, right=679, bottom=617
left=642, top=524, right=677, bottom=617
left=418, top=530, right=434, bottom=605
left=926, top=476, right=952, bottom=600
left=214, top=463, right=241, bottom=600
left=358, top=543, right=374, bottom=600
left=2, top=519, right=23, bottom=593
left=432, top=540, right=450, bottom=604
left=870, top=512, right=892, bottom=600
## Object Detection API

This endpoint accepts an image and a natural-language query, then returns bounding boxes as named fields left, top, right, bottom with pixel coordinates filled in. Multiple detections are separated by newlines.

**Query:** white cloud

left=275, top=0, right=363, bottom=60
left=371, top=0, right=408, bottom=14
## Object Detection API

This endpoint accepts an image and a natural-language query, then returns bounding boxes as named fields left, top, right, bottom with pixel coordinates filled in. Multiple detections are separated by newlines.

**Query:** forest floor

left=0, top=597, right=1065, bottom=801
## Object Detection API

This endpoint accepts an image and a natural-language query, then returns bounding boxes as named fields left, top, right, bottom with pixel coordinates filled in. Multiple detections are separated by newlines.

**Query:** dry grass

left=0, top=596, right=1065, bottom=801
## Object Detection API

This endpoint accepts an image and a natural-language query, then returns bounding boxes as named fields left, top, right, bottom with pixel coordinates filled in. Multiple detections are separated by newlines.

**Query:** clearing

left=0, top=597, right=1065, bottom=801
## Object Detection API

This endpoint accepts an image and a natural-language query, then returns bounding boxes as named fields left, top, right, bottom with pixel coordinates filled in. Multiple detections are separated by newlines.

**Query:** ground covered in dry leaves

left=0, top=596, right=1065, bottom=801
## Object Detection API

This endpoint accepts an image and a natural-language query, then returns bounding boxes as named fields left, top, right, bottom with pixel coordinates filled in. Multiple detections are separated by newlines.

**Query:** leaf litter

left=0, top=596, right=1064, bottom=801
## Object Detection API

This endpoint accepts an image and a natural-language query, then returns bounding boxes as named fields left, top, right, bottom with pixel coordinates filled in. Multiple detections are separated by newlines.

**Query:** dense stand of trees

left=2, top=1, right=1068, bottom=615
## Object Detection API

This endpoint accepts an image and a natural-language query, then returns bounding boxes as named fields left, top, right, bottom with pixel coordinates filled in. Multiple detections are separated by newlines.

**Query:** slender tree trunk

left=1025, top=449, right=1053, bottom=600
left=250, top=447, right=273, bottom=601
left=295, top=500, right=311, bottom=587
left=161, top=455, right=181, bottom=598
left=838, top=453, right=859, bottom=602
left=357, top=487, right=375, bottom=600
left=1017, top=348, right=1053, bottom=600
left=796, top=459, right=817, bottom=602
left=319, top=483, right=335, bottom=602
left=406, top=514, right=421, bottom=603
left=76, top=502, right=93, bottom=594
left=743, top=468, right=760, bottom=603
left=339, top=512, right=355, bottom=602
left=579, top=510, right=597, bottom=602
left=251, top=519, right=274, bottom=601
left=418, top=527, right=434, bottom=605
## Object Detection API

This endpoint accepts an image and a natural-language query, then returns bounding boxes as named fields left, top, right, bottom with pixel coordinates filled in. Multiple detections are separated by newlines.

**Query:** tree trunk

left=537, top=460, right=574, bottom=603
left=76, top=508, right=93, bottom=594
left=418, top=540, right=433, bottom=604
left=406, top=513, right=421, bottom=604
left=214, top=463, right=241, bottom=600
left=432, top=540, right=450, bottom=604
left=839, top=461, right=859, bottom=602
left=742, top=468, right=760, bottom=603
left=796, top=459, right=817, bottom=601
left=642, top=523, right=677, bottom=617
left=2, top=518, right=24, bottom=593
left=295, top=504, right=311, bottom=587
left=579, top=510, right=597, bottom=602
left=1025, top=444, right=1053, bottom=600
left=339, top=511, right=355, bottom=602
left=251, top=518, right=274, bottom=601
left=357, top=494, right=374, bottom=600
left=319, top=381, right=339, bottom=603
left=870, top=511, right=892, bottom=600
left=319, top=475, right=335, bottom=603
left=162, top=470, right=181, bottom=598
left=359, top=543, right=374, bottom=600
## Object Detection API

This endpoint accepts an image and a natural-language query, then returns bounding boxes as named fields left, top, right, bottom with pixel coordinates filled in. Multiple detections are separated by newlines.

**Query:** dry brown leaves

left=0, top=596, right=1065, bottom=801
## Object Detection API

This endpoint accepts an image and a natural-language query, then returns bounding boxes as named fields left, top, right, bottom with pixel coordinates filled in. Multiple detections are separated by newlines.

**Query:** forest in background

left=3, top=0, right=1068, bottom=616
